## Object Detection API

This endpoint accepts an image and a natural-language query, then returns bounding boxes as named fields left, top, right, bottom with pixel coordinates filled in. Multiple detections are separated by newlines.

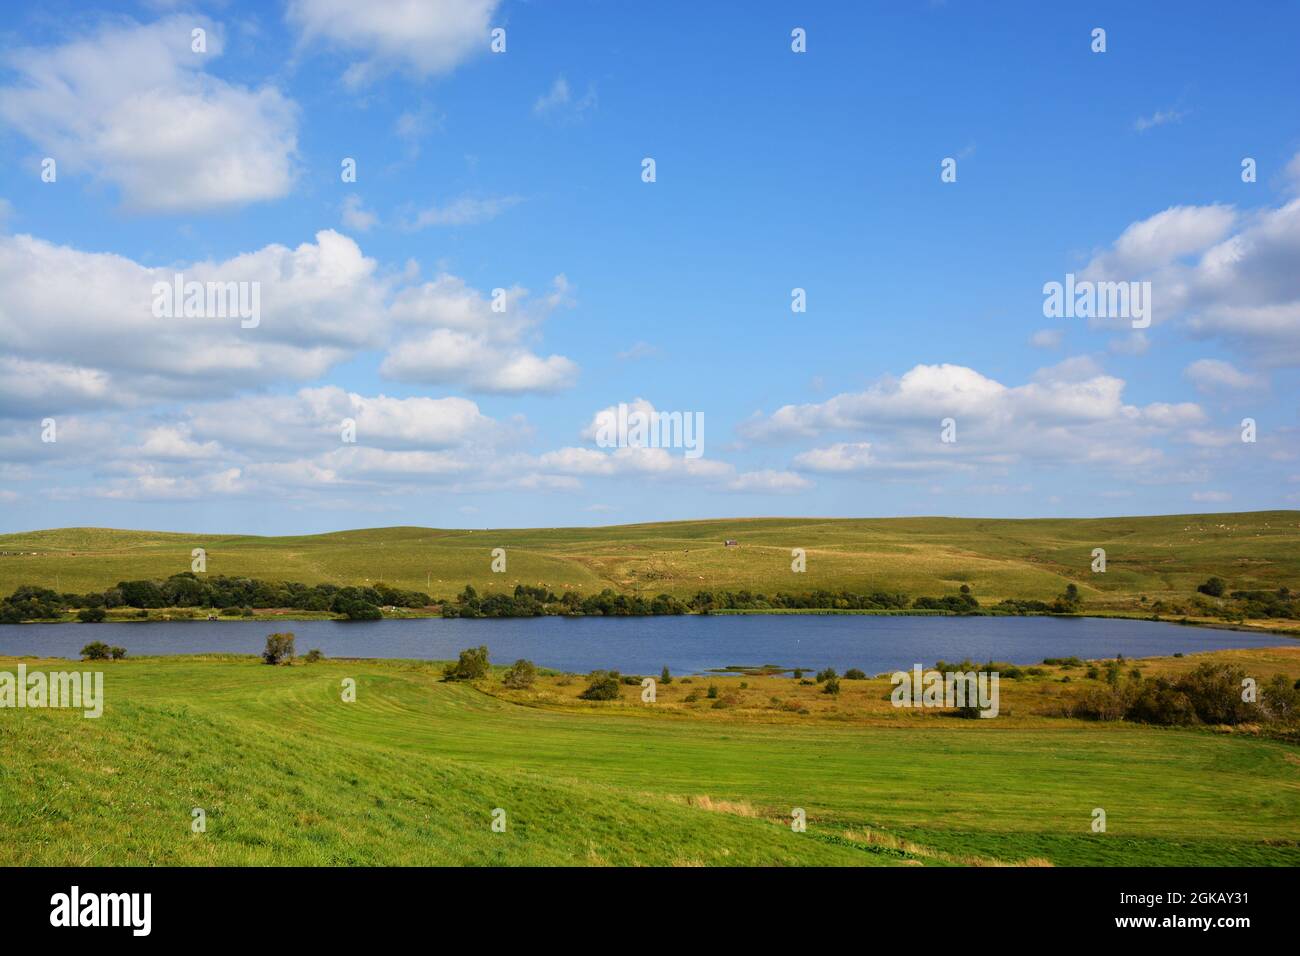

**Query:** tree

left=80, top=641, right=112, bottom=661
left=843, top=668, right=866, bottom=680
left=262, top=632, right=296, bottom=665
left=1197, top=577, right=1227, bottom=598
left=77, top=607, right=106, bottom=623
left=660, top=665, right=672, bottom=685
left=444, top=645, right=490, bottom=681
left=502, top=659, right=537, bottom=689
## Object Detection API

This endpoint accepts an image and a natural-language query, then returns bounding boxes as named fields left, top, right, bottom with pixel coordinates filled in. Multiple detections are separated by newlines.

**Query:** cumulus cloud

left=382, top=274, right=578, bottom=393
left=0, top=230, right=389, bottom=415
left=1079, top=186, right=1300, bottom=365
left=0, top=17, right=297, bottom=212
left=0, top=229, right=580, bottom=415
left=793, top=442, right=874, bottom=473
left=287, top=0, right=500, bottom=86
left=1183, top=358, right=1264, bottom=393
left=742, top=362, right=1209, bottom=482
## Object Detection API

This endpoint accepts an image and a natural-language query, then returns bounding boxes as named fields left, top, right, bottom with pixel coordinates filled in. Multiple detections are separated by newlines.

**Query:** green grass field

left=2, top=511, right=1298, bottom=610
left=2, top=651, right=1297, bottom=867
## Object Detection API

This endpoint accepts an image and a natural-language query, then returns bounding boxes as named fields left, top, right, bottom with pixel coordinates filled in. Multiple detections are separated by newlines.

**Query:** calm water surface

left=0, top=615, right=1286, bottom=674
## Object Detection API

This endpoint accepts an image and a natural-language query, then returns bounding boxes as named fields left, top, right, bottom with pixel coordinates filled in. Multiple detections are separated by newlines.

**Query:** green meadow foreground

left=3, top=512, right=1298, bottom=616
left=1, top=647, right=1297, bottom=867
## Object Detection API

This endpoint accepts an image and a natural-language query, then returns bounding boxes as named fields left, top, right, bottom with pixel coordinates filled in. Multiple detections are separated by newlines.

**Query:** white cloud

left=341, top=194, right=378, bottom=232
left=1133, top=107, right=1189, bottom=132
left=742, top=362, right=1211, bottom=484
left=533, top=76, right=597, bottom=122
left=406, top=195, right=521, bottom=229
left=793, top=442, right=874, bottom=473
left=0, top=228, right=580, bottom=413
left=287, top=0, right=500, bottom=85
left=0, top=230, right=389, bottom=415
left=617, top=341, right=662, bottom=361
left=726, top=470, right=810, bottom=493
left=1183, top=358, right=1264, bottom=393
left=1079, top=187, right=1300, bottom=365
left=1028, top=328, right=1063, bottom=349
left=382, top=274, right=577, bottom=394
left=1083, top=204, right=1237, bottom=279
left=0, top=17, right=297, bottom=212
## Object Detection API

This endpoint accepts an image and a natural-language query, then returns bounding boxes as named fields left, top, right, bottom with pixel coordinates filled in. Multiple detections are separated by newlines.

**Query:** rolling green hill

left=3, top=652, right=1297, bottom=866
left=1, top=512, right=1297, bottom=610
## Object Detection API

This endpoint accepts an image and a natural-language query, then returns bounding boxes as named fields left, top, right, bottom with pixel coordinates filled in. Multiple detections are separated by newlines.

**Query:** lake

left=0, top=615, right=1288, bottom=674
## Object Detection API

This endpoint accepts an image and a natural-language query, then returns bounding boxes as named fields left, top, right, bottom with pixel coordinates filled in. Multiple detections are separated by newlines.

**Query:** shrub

left=77, top=607, right=106, bottom=623
left=815, top=667, right=837, bottom=684
left=706, top=684, right=719, bottom=699
left=110, top=646, right=126, bottom=660
left=303, top=648, right=324, bottom=663
left=822, top=676, right=841, bottom=695
left=843, top=668, right=867, bottom=680
left=80, top=641, right=112, bottom=661
left=262, top=632, right=296, bottom=665
left=792, top=668, right=804, bottom=679
left=443, top=645, right=489, bottom=681
left=1262, top=674, right=1300, bottom=720
left=1197, top=577, right=1227, bottom=598
left=502, top=659, right=537, bottom=689
left=620, top=674, right=642, bottom=685
left=579, top=672, right=622, bottom=701
left=660, top=665, right=672, bottom=685
left=1177, top=662, right=1258, bottom=725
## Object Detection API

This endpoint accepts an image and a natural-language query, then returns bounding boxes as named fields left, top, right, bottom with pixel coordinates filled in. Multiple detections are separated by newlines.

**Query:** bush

left=502, top=659, right=538, bottom=689
left=1262, top=674, right=1300, bottom=720
left=660, top=666, right=672, bottom=685
left=262, top=632, right=296, bottom=665
left=843, top=668, right=867, bottom=680
left=80, top=641, right=112, bottom=661
left=822, top=676, right=841, bottom=695
left=444, top=645, right=490, bottom=681
left=77, top=607, right=106, bottom=623
left=1197, top=577, right=1227, bottom=598
left=303, top=648, right=324, bottom=663
left=706, top=683, right=719, bottom=699
left=110, top=646, right=126, bottom=660
left=579, top=672, right=622, bottom=701
left=815, top=667, right=837, bottom=684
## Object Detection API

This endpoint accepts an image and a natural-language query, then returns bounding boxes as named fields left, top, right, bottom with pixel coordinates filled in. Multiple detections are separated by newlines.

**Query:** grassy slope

left=1, top=511, right=1298, bottom=609
left=2, top=653, right=1297, bottom=867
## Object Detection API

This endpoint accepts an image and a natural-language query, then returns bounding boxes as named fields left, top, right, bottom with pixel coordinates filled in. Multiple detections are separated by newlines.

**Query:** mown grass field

left=2, top=647, right=1297, bottom=867
left=2, top=511, right=1298, bottom=610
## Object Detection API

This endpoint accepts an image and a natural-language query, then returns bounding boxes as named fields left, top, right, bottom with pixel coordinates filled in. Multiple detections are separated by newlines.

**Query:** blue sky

left=0, top=0, right=1297, bottom=534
